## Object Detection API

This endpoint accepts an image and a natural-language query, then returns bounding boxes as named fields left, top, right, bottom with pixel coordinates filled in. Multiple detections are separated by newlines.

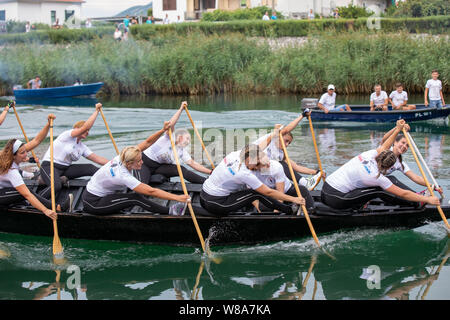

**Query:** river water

left=0, top=94, right=449, bottom=300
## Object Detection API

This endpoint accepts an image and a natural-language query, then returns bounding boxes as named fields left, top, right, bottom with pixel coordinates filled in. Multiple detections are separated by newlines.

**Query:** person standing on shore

left=424, top=70, right=445, bottom=109
left=262, top=12, right=270, bottom=21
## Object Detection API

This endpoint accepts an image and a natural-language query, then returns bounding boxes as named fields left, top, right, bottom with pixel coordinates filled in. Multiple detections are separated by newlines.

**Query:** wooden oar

left=49, top=118, right=64, bottom=259
left=307, top=114, right=324, bottom=190
left=402, top=129, right=450, bottom=235
left=298, top=255, right=317, bottom=300
left=12, top=102, right=40, bottom=168
left=183, top=104, right=215, bottom=170
left=279, top=131, right=321, bottom=246
left=99, top=107, right=119, bottom=155
left=190, top=260, right=205, bottom=300
left=405, top=132, right=442, bottom=198
left=167, top=127, right=207, bottom=254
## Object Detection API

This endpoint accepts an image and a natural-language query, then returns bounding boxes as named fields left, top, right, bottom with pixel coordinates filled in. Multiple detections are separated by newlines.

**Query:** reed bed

left=0, top=32, right=448, bottom=96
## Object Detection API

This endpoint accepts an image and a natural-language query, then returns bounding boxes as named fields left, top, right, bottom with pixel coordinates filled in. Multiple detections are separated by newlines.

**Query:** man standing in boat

left=317, top=84, right=352, bottom=113
left=27, top=76, right=41, bottom=89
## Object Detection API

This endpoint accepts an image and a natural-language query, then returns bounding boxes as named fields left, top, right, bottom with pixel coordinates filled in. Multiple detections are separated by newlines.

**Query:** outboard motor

left=301, top=98, right=318, bottom=110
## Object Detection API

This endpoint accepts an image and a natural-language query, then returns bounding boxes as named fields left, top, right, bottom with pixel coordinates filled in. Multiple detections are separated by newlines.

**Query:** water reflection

left=1, top=227, right=448, bottom=300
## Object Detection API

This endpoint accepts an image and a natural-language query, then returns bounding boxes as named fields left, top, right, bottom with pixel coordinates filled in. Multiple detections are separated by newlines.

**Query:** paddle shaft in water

left=402, top=129, right=450, bottom=233
left=49, top=119, right=63, bottom=257
left=278, top=131, right=321, bottom=247
left=167, top=128, right=206, bottom=253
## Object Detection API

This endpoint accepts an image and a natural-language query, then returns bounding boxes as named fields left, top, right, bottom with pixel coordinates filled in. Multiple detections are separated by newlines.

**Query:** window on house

left=65, top=10, right=75, bottom=23
left=51, top=10, right=56, bottom=24
left=204, top=0, right=216, bottom=9
left=0, top=10, right=5, bottom=21
left=163, top=0, right=176, bottom=10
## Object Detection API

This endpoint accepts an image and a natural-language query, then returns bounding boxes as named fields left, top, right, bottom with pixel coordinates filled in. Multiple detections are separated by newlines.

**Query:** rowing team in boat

left=0, top=101, right=442, bottom=220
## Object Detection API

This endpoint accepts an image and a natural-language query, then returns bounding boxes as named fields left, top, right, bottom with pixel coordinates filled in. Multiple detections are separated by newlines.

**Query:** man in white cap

left=317, top=84, right=352, bottom=113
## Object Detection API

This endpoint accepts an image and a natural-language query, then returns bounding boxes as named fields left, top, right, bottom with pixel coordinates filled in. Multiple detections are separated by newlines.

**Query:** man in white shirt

left=424, top=70, right=445, bottom=109
left=27, top=76, right=41, bottom=89
left=389, top=83, right=416, bottom=110
left=262, top=11, right=270, bottom=21
left=308, top=9, right=315, bottom=20
left=317, top=84, right=352, bottom=113
left=369, top=84, right=388, bottom=111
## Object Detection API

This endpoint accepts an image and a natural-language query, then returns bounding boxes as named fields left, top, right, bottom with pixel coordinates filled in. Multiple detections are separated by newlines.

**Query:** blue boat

left=13, top=82, right=104, bottom=100
left=309, top=105, right=450, bottom=123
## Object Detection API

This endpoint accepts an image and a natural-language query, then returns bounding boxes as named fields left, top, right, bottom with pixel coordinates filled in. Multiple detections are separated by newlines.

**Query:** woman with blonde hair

left=39, top=103, right=109, bottom=199
left=0, top=114, right=69, bottom=219
left=321, top=120, right=440, bottom=211
left=82, top=145, right=192, bottom=215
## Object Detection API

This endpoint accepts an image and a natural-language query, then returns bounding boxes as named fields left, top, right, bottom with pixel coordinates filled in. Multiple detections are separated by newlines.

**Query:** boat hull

left=13, top=82, right=104, bottom=100
left=0, top=181, right=448, bottom=246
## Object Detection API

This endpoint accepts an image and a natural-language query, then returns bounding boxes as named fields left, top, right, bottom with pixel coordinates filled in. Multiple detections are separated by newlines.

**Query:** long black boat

left=0, top=178, right=448, bottom=246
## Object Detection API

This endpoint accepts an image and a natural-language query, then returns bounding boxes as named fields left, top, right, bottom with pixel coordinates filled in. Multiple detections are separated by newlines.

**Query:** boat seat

left=313, top=202, right=359, bottom=216
left=149, top=174, right=169, bottom=185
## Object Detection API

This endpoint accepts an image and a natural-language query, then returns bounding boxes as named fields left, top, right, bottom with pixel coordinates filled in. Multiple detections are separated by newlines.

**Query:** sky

left=82, top=0, right=151, bottom=18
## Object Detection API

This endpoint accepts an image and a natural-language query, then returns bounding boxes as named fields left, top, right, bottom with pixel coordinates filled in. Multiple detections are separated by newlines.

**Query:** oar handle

left=279, top=131, right=321, bottom=247
left=402, top=129, right=449, bottom=231
left=183, top=105, right=215, bottom=170
left=12, top=105, right=41, bottom=168
left=99, top=107, right=119, bottom=155
left=307, top=115, right=323, bottom=174
left=168, top=128, right=206, bottom=253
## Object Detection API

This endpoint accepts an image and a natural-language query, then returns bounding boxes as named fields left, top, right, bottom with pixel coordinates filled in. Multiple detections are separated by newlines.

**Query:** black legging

left=0, top=187, right=64, bottom=210
left=320, top=180, right=417, bottom=211
left=82, top=189, right=170, bottom=215
left=138, top=153, right=206, bottom=185
left=259, top=184, right=315, bottom=212
left=40, top=161, right=99, bottom=199
left=199, top=189, right=295, bottom=216
left=82, top=189, right=212, bottom=216
left=280, top=160, right=304, bottom=183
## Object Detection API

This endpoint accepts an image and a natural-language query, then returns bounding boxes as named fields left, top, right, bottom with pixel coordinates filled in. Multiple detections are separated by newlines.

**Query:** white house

left=248, top=0, right=388, bottom=18
left=0, top=0, right=84, bottom=25
left=153, top=0, right=243, bottom=22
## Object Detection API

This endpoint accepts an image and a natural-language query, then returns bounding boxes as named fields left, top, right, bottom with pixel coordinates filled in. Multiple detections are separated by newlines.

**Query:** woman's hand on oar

left=44, top=208, right=58, bottom=221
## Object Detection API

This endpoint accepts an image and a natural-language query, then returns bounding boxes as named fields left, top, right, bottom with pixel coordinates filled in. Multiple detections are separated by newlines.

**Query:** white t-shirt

left=385, top=157, right=410, bottom=176
left=425, top=79, right=442, bottom=100
left=143, top=133, right=191, bottom=165
left=86, top=156, right=141, bottom=197
left=389, top=90, right=408, bottom=106
left=0, top=162, right=25, bottom=189
left=253, top=160, right=292, bottom=193
left=202, top=151, right=263, bottom=196
left=326, top=149, right=393, bottom=193
left=370, top=91, right=388, bottom=105
left=252, top=133, right=284, bottom=161
left=319, top=92, right=337, bottom=110
left=43, top=129, right=93, bottom=166
left=262, top=15, right=270, bottom=21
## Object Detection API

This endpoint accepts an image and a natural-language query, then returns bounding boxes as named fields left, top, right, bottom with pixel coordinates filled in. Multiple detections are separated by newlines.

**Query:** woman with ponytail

left=0, top=114, right=69, bottom=219
left=380, top=125, right=444, bottom=196
left=321, top=120, right=440, bottom=211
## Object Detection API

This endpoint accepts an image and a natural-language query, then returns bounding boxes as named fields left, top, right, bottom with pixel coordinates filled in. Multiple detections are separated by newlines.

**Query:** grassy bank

left=0, top=33, right=448, bottom=96
left=0, top=16, right=448, bottom=46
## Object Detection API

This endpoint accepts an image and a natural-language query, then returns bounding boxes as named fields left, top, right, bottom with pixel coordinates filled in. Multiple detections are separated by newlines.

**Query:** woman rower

left=82, top=145, right=191, bottom=215
left=199, top=144, right=306, bottom=216
left=380, top=125, right=444, bottom=196
left=139, top=101, right=212, bottom=184
left=321, top=120, right=440, bottom=211
left=39, top=103, right=109, bottom=199
left=253, top=109, right=322, bottom=191
left=0, top=114, right=69, bottom=219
